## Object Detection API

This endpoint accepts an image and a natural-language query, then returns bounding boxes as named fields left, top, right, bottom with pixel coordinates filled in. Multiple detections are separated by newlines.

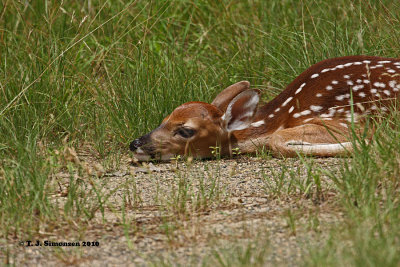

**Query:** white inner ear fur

left=222, top=90, right=260, bottom=132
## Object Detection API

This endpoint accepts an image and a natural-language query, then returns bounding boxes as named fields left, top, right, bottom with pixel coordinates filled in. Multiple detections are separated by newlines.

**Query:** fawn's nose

left=129, top=139, right=142, bottom=151
left=129, top=133, right=151, bottom=152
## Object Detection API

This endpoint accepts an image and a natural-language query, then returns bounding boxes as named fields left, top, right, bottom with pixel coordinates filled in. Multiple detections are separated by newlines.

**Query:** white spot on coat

left=293, top=110, right=311, bottom=118
left=310, top=105, right=323, bottom=112
left=295, top=83, right=306, bottom=95
left=352, top=85, right=364, bottom=91
left=373, top=82, right=386, bottom=88
left=251, top=120, right=265, bottom=127
left=320, top=108, right=336, bottom=118
left=345, top=113, right=358, bottom=122
left=300, top=110, right=311, bottom=116
left=293, top=113, right=301, bottom=118
left=282, top=97, right=293, bottom=107
left=311, top=73, right=319, bottom=79
left=336, top=94, right=349, bottom=101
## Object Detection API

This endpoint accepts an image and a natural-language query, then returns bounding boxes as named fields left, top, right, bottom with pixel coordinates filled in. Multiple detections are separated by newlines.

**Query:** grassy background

left=0, top=0, right=400, bottom=265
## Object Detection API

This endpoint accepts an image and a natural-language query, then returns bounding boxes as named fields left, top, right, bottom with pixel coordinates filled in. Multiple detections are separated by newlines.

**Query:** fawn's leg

left=268, top=123, right=353, bottom=157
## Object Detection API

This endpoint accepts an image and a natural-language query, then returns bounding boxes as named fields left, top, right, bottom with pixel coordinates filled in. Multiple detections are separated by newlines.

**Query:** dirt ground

left=2, top=156, right=347, bottom=266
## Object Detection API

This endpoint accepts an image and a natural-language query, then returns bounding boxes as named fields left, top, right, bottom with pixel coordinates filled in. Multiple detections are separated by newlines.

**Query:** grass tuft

left=0, top=0, right=400, bottom=264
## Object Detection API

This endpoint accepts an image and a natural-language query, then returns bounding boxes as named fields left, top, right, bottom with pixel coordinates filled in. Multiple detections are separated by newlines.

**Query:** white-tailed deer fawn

left=130, top=56, right=400, bottom=161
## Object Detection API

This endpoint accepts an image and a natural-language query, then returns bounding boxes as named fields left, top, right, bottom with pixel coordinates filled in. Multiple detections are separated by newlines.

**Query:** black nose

left=129, top=139, right=142, bottom=151
left=130, top=133, right=152, bottom=152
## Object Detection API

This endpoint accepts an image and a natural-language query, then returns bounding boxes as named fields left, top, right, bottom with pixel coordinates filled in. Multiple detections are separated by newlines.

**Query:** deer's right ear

left=222, top=89, right=260, bottom=132
left=211, top=81, right=250, bottom=112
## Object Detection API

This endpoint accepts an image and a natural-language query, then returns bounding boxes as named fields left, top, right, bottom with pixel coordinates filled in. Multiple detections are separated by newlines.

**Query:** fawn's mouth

left=132, top=148, right=175, bottom=162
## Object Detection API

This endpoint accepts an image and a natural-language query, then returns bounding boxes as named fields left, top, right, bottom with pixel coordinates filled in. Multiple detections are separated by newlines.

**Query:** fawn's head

left=130, top=81, right=260, bottom=161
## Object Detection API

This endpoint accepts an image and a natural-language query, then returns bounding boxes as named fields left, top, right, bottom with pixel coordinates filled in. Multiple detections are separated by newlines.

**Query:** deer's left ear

left=211, top=81, right=250, bottom=112
left=222, top=89, right=260, bottom=132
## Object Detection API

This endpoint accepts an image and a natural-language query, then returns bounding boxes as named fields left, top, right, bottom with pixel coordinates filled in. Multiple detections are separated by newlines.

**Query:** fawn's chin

left=132, top=151, right=176, bottom=162
left=132, top=153, right=152, bottom=162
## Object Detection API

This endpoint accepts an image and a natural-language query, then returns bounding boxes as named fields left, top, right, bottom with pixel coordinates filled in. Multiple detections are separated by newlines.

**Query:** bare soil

left=2, top=156, right=347, bottom=266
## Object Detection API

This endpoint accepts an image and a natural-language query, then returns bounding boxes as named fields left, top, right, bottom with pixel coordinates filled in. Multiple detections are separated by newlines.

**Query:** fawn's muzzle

left=129, top=133, right=151, bottom=152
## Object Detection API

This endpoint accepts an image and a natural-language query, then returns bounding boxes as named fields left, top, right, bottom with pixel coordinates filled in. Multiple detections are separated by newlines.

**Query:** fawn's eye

left=175, top=127, right=196, bottom=138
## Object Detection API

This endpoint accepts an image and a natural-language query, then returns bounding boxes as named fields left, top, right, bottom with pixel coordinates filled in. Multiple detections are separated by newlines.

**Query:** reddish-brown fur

left=236, top=56, right=400, bottom=139
left=130, top=56, right=400, bottom=160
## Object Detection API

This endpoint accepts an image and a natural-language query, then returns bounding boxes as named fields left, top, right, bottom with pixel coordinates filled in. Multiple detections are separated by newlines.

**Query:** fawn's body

left=130, top=56, right=400, bottom=161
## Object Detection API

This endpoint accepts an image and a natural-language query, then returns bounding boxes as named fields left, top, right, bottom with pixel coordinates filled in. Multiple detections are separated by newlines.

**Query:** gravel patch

left=2, top=156, right=347, bottom=266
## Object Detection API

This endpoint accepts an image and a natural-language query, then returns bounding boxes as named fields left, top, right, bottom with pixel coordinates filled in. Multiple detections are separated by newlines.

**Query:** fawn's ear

left=222, top=89, right=260, bottom=132
left=211, top=81, right=250, bottom=112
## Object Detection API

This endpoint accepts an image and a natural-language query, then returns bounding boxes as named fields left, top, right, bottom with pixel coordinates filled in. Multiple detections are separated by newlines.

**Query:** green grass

left=304, top=110, right=400, bottom=266
left=1, top=0, right=400, bottom=265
